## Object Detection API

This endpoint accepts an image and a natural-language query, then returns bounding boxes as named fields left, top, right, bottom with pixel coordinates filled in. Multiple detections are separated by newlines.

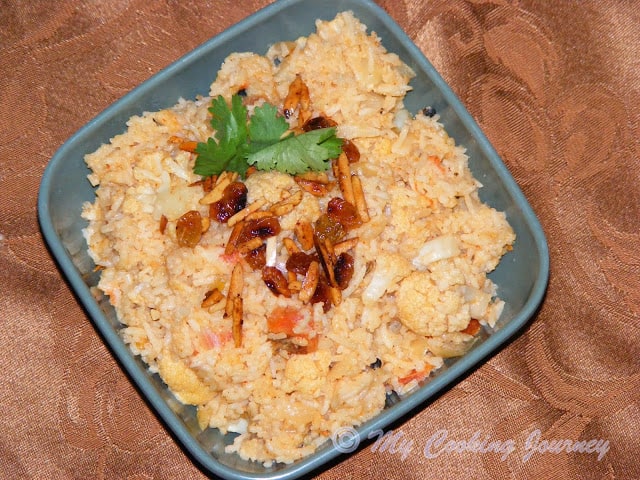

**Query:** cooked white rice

left=82, top=12, right=515, bottom=465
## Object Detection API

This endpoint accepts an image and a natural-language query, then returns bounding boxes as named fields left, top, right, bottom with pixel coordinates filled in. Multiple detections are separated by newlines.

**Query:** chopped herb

left=246, top=102, right=290, bottom=153
left=247, top=127, right=342, bottom=175
left=193, top=94, right=342, bottom=178
left=194, top=95, right=250, bottom=177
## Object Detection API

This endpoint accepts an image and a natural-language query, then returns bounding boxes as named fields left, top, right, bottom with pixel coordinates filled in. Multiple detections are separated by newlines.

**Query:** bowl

left=37, top=0, right=549, bottom=478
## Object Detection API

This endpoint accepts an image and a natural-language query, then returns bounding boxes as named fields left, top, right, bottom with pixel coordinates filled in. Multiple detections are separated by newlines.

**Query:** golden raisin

left=327, top=197, right=362, bottom=231
left=314, top=213, right=345, bottom=244
left=262, top=266, right=292, bottom=297
left=176, top=210, right=202, bottom=248
left=341, top=139, right=360, bottom=163
left=210, top=181, right=248, bottom=223
left=334, top=252, right=354, bottom=290
left=302, top=115, right=338, bottom=131
left=286, top=251, right=319, bottom=275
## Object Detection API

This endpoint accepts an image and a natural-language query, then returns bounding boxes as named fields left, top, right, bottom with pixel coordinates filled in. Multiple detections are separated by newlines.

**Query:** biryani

left=82, top=12, right=515, bottom=465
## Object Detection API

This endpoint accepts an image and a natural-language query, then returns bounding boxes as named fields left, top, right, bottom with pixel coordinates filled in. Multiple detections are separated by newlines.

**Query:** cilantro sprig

left=194, top=94, right=342, bottom=178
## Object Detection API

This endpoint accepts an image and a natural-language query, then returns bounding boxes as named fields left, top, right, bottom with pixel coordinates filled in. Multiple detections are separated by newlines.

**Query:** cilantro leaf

left=193, top=95, right=249, bottom=177
left=194, top=137, right=233, bottom=176
left=247, top=127, right=342, bottom=175
left=193, top=94, right=342, bottom=178
left=247, top=102, right=290, bottom=152
left=194, top=137, right=251, bottom=177
left=210, top=94, right=247, bottom=147
left=225, top=143, right=251, bottom=178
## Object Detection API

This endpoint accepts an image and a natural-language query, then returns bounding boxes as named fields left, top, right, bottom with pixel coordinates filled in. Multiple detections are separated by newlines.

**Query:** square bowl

left=38, top=0, right=549, bottom=478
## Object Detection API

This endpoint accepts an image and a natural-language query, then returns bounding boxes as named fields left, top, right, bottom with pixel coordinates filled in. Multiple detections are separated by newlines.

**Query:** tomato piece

left=398, top=366, right=433, bottom=385
left=460, top=318, right=481, bottom=336
left=201, top=330, right=232, bottom=349
left=267, top=306, right=318, bottom=353
left=267, top=306, right=302, bottom=336
left=305, top=334, right=319, bottom=353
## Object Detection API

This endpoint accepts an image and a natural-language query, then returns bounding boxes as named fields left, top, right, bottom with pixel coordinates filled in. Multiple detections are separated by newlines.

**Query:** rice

left=82, top=12, right=515, bottom=465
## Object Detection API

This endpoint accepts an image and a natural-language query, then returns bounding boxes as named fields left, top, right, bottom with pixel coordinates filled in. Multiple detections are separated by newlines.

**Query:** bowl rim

left=37, top=0, right=550, bottom=478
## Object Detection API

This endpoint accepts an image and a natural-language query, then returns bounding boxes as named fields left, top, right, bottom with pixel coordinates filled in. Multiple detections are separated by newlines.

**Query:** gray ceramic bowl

left=38, top=0, right=549, bottom=478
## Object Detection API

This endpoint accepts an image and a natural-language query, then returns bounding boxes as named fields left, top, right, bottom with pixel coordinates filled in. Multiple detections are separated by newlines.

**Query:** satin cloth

left=1, top=1, right=638, bottom=478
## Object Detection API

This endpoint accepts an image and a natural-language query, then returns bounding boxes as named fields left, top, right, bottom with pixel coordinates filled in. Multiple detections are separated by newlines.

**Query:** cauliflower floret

left=152, top=109, right=182, bottom=133
left=396, top=272, right=471, bottom=336
left=362, top=253, right=412, bottom=302
left=157, top=351, right=215, bottom=405
left=282, top=350, right=331, bottom=395
left=171, top=319, right=195, bottom=359
left=412, top=234, right=460, bottom=270
left=388, top=185, right=431, bottom=237
left=155, top=178, right=203, bottom=221
left=245, top=171, right=297, bottom=204
left=279, top=191, right=321, bottom=230
left=330, top=370, right=384, bottom=413
left=209, top=52, right=278, bottom=101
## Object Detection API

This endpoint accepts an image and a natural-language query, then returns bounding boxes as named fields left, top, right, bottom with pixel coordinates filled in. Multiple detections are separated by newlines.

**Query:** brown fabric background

left=1, top=1, right=638, bottom=478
